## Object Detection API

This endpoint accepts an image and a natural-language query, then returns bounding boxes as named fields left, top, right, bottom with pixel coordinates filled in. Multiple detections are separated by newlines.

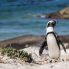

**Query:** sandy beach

left=0, top=35, right=69, bottom=69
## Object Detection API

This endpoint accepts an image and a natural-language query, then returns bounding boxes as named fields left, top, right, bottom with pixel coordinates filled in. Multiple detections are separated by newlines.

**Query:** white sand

left=0, top=60, right=69, bottom=69
left=0, top=46, right=69, bottom=69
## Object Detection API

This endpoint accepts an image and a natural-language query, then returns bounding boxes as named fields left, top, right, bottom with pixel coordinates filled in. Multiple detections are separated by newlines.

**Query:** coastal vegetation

left=0, top=47, right=33, bottom=63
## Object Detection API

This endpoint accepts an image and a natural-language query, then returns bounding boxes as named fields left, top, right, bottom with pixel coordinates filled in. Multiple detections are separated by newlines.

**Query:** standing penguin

left=39, top=20, right=66, bottom=59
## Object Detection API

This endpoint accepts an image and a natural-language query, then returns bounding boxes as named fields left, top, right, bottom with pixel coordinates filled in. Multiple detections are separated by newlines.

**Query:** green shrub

left=18, top=50, right=32, bottom=62
left=0, top=47, right=33, bottom=63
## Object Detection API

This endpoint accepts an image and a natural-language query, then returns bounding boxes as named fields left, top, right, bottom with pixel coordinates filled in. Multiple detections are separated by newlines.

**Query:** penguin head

left=46, top=20, right=56, bottom=33
left=47, top=20, right=56, bottom=28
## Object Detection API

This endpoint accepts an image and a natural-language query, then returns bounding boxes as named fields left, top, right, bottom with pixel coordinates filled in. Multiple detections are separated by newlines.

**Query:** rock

left=47, top=12, right=63, bottom=19
left=59, top=7, right=69, bottom=19
left=47, top=7, right=69, bottom=19
left=0, top=35, right=69, bottom=49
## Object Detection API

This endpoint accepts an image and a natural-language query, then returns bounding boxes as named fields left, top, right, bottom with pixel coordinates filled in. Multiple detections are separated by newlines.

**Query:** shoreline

left=0, top=35, right=69, bottom=49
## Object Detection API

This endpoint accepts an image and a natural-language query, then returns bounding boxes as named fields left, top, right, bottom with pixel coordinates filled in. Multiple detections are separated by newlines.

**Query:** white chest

left=47, top=34, right=60, bottom=59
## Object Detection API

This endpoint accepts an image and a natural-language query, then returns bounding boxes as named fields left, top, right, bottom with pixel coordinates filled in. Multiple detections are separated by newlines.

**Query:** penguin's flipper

left=59, top=40, right=66, bottom=53
left=39, top=40, right=47, bottom=56
left=57, top=36, right=66, bottom=53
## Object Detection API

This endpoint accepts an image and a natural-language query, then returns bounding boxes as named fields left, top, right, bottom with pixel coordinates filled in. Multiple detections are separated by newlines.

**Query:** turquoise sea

left=0, top=0, right=69, bottom=41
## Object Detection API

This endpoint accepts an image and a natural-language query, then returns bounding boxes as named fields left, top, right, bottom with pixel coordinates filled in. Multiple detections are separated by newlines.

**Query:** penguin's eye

left=53, top=22, right=56, bottom=27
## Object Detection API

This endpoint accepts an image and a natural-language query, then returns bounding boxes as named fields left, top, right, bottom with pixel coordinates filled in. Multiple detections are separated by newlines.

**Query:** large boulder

left=47, top=7, right=69, bottom=19
left=59, top=7, right=69, bottom=19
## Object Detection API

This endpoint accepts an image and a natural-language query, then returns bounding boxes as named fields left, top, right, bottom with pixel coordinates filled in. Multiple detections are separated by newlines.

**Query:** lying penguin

left=39, top=20, right=66, bottom=60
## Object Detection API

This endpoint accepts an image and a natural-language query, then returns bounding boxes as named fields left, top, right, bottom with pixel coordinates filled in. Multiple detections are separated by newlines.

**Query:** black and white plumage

left=39, top=20, right=66, bottom=59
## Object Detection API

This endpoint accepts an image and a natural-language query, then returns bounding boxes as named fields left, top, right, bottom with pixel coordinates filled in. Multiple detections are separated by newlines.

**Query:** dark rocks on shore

left=46, top=7, right=69, bottom=19
left=0, top=35, right=69, bottom=49
left=37, top=7, right=69, bottom=19
left=46, top=12, right=63, bottom=19
left=0, top=35, right=44, bottom=49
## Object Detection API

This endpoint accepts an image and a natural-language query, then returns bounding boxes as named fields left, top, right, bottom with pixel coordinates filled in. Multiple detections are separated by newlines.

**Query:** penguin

left=39, top=20, right=66, bottom=59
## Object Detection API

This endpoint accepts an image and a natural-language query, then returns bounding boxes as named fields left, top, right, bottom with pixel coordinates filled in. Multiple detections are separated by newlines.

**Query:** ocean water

left=0, top=18, right=69, bottom=41
left=0, top=0, right=69, bottom=41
